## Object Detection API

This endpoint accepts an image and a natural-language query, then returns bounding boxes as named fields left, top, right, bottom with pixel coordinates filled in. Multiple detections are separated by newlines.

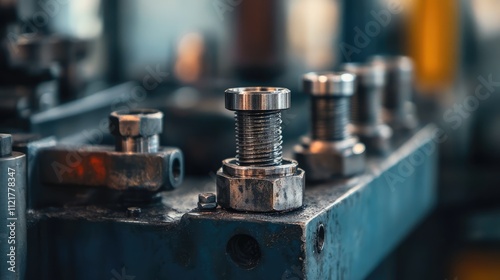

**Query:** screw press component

left=294, top=72, right=366, bottom=181
left=198, top=193, right=217, bottom=210
left=109, top=109, right=163, bottom=153
left=40, top=109, right=184, bottom=191
left=342, top=63, right=392, bottom=155
left=217, top=87, right=305, bottom=212
left=369, top=55, right=418, bottom=132
left=0, top=134, right=27, bottom=280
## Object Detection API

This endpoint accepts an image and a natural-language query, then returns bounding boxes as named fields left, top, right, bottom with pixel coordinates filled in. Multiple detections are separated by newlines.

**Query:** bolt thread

left=311, top=97, right=350, bottom=141
left=351, top=85, right=382, bottom=126
left=235, top=111, right=283, bottom=166
left=385, top=72, right=411, bottom=119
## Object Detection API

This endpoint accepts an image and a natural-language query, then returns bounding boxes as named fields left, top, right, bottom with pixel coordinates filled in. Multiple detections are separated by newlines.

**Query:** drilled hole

left=226, top=234, right=261, bottom=269
left=316, top=224, right=325, bottom=253
left=172, top=157, right=181, bottom=181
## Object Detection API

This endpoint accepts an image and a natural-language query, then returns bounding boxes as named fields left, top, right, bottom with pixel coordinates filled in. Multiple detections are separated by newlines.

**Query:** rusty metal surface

left=26, top=125, right=437, bottom=279
left=39, top=145, right=184, bottom=191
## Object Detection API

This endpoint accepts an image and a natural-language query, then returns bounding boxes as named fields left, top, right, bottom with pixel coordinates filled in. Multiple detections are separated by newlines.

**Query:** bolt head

left=109, top=109, right=163, bottom=137
left=294, top=138, right=366, bottom=181
left=198, top=192, right=216, bottom=203
left=225, top=87, right=290, bottom=111
left=302, top=72, right=356, bottom=97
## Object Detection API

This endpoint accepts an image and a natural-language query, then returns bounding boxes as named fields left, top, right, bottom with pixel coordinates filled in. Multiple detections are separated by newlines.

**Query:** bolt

left=109, top=109, right=163, bottom=153
left=126, top=207, right=141, bottom=217
left=295, top=72, right=366, bottom=181
left=218, top=86, right=304, bottom=212
left=341, top=63, right=385, bottom=126
left=198, top=193, right=217, bottom=210
left=0, top=134, right=12, bottom=157
left=302, top=72, right=356, bottom=141
left=369, top=55, right=417, bottom=130
left=225, top=87, right=290, bottom=166
left=341, top=63, right=393, bottom=154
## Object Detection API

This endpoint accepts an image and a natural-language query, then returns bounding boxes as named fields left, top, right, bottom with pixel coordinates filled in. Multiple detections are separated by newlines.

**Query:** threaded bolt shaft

left=342, top=63, right=385, bottom=127
left=302, top=72, right=356, bottom=142
left=311, top=97, right=350, bottom=141
left=225, top=87, right=290, bottom=167
left=235, top=110, right=283, bottom=166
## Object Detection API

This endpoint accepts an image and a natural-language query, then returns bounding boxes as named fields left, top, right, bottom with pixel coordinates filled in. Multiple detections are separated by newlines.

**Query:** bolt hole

left=226, top=234, right=261, bottom=269
left=172, top=157, right=181, bottom=182
left=316, top=224, right=325, bottom=253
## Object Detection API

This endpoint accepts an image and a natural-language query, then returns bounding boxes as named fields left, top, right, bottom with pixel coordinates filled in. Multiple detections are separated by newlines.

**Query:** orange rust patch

left=89, top=155, right=106, bottom=181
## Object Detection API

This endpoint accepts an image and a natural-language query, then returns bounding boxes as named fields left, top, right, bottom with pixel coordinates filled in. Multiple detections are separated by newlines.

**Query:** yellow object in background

left=407, top=0, right=460, bottom=93
left=452, top=250, right=500, bottom=280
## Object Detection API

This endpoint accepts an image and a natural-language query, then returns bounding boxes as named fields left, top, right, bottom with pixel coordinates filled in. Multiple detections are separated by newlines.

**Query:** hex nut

left=216, top=168, right=305, bottom=212
left=351, top=124, right=392, bottom=155
left=294, top=138, right=365, bottom=181
left=109, top=109, right=163, bottom=137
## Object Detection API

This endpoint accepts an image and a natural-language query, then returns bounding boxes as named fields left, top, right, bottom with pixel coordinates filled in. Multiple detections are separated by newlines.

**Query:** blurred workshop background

left=1, top=0, right=500, bottom=279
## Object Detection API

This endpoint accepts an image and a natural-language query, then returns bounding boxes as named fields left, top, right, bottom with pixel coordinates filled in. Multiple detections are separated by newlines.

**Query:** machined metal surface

left=217, top=167, right=305, bottom=212
left=342, top=63, right=393, bottom=155
left=217, top=86, right=305, bottom=212
left=369, top=55, right=418, bottom=132
left=0, top=134, right=26, bottom=280
left=302, top=72, right=356, bottom=97
left=109, top=109, right=163, bottom=153
left=0, top=133, right=12, bottom=156
left=25, top=125, right=438, bottom=280
left=39, top=145, right=184, bottom=191
left=295, top=72, right=366, bottom=181
left=225, top=87, right=290, bottom=111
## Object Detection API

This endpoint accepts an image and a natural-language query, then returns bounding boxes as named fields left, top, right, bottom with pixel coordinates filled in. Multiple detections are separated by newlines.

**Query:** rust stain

left=89, top=155, right=107, bottom=182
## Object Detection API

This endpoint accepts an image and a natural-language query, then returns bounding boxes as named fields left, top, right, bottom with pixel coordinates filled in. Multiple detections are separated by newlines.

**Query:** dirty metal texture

left=216, top=167, right=305, bottom=212
left=26, top=125, right=437, bottom=279
left=38, top=145, right=184, bottom=191
left=294, top=137, right=366, bottom=181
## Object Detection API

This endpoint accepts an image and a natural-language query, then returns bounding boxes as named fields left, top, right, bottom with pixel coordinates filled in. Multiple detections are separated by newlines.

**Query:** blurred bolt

left=127, top=207, right=141, bottom=217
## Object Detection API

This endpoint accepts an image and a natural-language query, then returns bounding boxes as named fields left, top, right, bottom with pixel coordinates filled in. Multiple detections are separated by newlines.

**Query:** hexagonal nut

left=216, top=168, right=305, bottom=212
left=294, top=138, right=366, bottom=181
left=109, top=109, right=163, bottom=137
left=351, top=124, right=392, bottom=155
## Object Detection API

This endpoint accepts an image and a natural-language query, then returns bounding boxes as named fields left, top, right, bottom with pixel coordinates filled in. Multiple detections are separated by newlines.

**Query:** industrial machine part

left=216, top=87, right=305, bottom=212
left=25, top=124, right=438, bottom=280
left=39, top=109, right=184, bottom=192
left=342, top=62, right=393, bottom=155
left=109, top=108, right=163, bottom=153
left=198, top=193, right=217, bottom=211
left=294, top=72, right=366, bottom=181
left=0, top=134, right=26, bottom=280
left=369, top=55, right=419, bottom=132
